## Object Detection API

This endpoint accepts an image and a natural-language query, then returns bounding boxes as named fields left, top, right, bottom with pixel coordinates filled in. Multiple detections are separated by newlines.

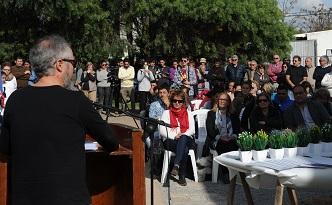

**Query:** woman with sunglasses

left=249, top=92, right=283, bottom=133
left=159, top=90, right=195, bottom=186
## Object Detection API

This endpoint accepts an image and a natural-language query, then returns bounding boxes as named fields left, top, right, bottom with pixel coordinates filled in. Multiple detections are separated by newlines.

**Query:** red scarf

left=169, top=107, right=189, bottom=133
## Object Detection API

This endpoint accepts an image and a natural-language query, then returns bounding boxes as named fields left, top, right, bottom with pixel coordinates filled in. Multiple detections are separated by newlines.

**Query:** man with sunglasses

left=272, top=84, right=294, bottom=113
left=0, top=35, right=121, bottom=205
left=172, top=57, right=197, bottom=99
left=225, top=55, right=246, bottom=86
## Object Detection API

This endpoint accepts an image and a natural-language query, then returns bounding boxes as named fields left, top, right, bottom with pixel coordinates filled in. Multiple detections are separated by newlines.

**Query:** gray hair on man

left=29, top=35, right=73, bottom=77
left=320, top=55, right=330, bottom=64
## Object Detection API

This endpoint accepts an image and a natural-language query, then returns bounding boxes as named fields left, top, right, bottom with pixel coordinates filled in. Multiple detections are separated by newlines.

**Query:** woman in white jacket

left=159, top=90, right=195, bottom=186
left=321, top=70, right=332, bottom=98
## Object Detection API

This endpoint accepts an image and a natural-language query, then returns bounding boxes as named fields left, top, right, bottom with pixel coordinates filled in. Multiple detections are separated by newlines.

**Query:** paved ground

left=105, top=113, right=332, bottom=205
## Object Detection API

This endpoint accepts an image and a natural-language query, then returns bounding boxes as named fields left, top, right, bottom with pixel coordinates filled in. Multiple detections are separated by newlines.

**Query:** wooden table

left=0, top=123, right=145, bottom=205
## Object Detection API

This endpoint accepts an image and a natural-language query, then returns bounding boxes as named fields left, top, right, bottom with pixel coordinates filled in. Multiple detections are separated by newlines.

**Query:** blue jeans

left=163, top=135, right=190, bottom=175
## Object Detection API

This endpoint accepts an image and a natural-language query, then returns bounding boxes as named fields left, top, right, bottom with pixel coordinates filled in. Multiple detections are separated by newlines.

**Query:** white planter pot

left=269, top=148, right=284, bottom=160
left=252, top=150, right=268, bottom=161
left=284, top=147, right=297, bottom=158
left=308, top=143, right=322, bottom=155
left=297, top=146, right=309, bottom=156
left=321, top=142, right=332, bottom=152
left=239, top=150, right=252, bottom=163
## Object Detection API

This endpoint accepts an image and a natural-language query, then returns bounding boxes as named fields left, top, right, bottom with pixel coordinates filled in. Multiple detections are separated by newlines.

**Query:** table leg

left=239, top=172, right=254, bottom=205
left=274, top=180, right=284, bottom=205
left=287, top=187, right=299, bottom=205
left=227, top=175, right=237, bottom=205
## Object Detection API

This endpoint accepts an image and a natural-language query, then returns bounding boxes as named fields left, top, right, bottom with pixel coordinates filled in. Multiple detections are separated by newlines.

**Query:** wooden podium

left=0, top=123, right=145, bottom=205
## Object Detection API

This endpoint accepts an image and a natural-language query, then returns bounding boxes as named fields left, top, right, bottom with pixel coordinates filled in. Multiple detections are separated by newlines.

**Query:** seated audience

left=159, top=90, right=195, bottom=186
left=284, top=84, right=331, bottom=130
left=249, top=92, right=283, bottom=133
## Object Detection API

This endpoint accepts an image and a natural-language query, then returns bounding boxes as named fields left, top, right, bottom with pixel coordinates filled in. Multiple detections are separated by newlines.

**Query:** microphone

left=92, top=102, right=173, bottom=128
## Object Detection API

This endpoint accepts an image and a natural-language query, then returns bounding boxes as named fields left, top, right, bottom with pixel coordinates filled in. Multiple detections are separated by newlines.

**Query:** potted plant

left=295, top=127, right=311, bottom=156
left=283, top=129, right=298, bottom=158
left=252, top=130, right=269, bottom=161
left=268, top=130, right=285, bottom=159
left=308, top=126, right=322, bottom=155
left=320, top=123, right=332, bottom=152
left=237, top=131, right=253, bottom=163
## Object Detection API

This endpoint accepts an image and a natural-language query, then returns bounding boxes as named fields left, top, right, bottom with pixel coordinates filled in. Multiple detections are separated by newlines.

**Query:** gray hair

left=320, top=55, right=330, bottom=64
left=29, top=35, right=72, bottom=77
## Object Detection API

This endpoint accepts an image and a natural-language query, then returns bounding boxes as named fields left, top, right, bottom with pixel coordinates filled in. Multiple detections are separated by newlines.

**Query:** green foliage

left=309, top=126, right=322, bottom=144
left=283, top=129, right=298, bottom=148
left=0, top=0, right=125, bottom=63
left=269, top=130, right=285, bottom=149
left=295, top=127, right=311, bottom=147
left=253, top=130, right=268, bottom=151
left=237, top=131, right=253, bottom=151
left=321, top=123, right=332, bottom=143
left=125, top=0, right=295, bottom=61
left=0, top=0, right=295, bottom=64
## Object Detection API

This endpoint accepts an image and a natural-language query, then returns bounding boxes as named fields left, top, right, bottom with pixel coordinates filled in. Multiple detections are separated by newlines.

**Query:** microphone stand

left=92, top=102, right=173, bottom=205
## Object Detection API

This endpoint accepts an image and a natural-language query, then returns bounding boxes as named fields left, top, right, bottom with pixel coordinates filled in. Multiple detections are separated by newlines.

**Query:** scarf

left=169, top=106, right=189, bottom=133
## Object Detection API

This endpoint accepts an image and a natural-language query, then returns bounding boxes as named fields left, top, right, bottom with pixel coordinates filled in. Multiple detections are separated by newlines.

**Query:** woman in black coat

left=249, top=92, right=283, bottom=133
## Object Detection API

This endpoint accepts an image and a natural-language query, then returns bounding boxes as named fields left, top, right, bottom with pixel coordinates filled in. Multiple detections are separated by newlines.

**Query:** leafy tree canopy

left=0, top=0, right=295, bottom=65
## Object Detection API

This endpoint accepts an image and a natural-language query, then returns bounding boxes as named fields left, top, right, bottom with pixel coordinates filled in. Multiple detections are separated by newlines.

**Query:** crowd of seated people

left=1, top=53, right=331, bottom=187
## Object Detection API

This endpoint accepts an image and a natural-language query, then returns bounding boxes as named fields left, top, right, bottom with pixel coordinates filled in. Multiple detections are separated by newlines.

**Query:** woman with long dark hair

left=249, top=92, right=283, bottom=133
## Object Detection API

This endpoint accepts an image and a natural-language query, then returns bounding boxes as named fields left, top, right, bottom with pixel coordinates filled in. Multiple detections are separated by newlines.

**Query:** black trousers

left=138, top=91, right=149, bottom=111
left=110, top=86, right=120, bottom=108
left=216, top=139, right=238, bottom=174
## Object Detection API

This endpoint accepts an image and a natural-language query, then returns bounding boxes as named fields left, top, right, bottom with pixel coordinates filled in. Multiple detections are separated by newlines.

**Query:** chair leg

left=212, top=151, right=219, bottom=183
left=189, top=150, right=198, bottom=182
left=161, top=150, right=171, bottom=184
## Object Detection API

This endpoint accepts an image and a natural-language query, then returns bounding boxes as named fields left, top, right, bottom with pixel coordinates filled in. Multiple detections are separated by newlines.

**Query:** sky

left=284, top=0, right=332, bottom=10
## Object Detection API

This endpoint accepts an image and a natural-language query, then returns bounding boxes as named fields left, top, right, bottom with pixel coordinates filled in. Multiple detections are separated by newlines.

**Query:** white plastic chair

left=161, top=149, right=198, bottom=184
left=191, top=109, right=209, bottom=159
left=191, top=99, right=203, bottom=110
left=211, top=149, right=219, bottom=183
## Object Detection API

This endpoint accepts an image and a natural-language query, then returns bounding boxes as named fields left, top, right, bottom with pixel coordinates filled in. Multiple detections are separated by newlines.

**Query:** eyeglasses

left=102, top=64, right=107, bottom=66
left=218, top=98, right=228, bottom=101
left=61, top=59, right=77, bottom=68
left=258, top=99, right=268, bottom=103
left=273, top=57, right=279, bottom=59
left=181, top=60, right=187, bottom=62
left=231, top=59, right=238, bottom=61
left=172, top=99, right=184, bottom=104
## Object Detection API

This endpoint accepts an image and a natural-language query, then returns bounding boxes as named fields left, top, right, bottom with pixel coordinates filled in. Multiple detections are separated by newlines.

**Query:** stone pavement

left=105, top=114, right=332, bottom=205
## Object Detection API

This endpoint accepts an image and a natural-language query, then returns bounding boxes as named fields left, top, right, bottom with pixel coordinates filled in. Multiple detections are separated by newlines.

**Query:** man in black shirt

left=286, top=55, right=308, bottom=88
left=0, top=35, right=123, bottom=205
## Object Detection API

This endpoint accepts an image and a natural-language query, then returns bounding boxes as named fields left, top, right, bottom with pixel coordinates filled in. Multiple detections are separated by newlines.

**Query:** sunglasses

left=172, top=99, right=184, bottom=104
left=62, top=59, right=77, bottom=68
left=181, top=60, right=187, bottom=62
left=102, top=64, right=107, bottom=66
left=258, top=99, right=268, bottom=103
left=273, top=57, right=279, bottom=59
left=231, top=59, right=238, bottom=61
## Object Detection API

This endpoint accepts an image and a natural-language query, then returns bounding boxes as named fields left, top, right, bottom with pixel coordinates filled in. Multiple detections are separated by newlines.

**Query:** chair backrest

left=191, top=109, right=209, bottom=142
left=191, top=99, right=203, bottom=110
